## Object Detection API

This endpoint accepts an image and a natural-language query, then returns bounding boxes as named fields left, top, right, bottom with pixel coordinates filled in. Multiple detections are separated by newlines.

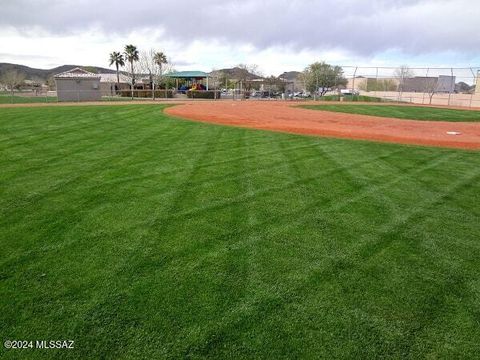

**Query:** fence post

left=469, top=68, right=476, bottom=108
left=447, top=68, right=453, bottom=106
left=383, top=67, right=387, bottom=102
left=422, top=68, right=429, bottom=105
left=352, top=67, right=358, bottom=101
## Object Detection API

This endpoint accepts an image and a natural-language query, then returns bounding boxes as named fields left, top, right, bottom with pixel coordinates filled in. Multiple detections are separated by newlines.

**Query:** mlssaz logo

left=36, top=340, right=75, bottom=349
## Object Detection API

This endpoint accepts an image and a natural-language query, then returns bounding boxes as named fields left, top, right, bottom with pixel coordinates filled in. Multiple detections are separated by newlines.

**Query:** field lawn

left=318, top=95, right=390, bottom=102
left=0, top=95, right=133, bottom=104
left=1, top=104, right=480, bottom=359
left=0, top=95, right=57, bottom=104
left=301, top=104, right=480, bottom=122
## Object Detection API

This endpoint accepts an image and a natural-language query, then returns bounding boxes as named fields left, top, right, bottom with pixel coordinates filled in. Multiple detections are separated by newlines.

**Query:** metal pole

left=352, top=67, right=358, bottom=101
left=469, top=68, right=476, bottom=108
left=422, top=68, right=429, bottom=105
left=383, top=67, right=387, bottom=102
left=448, top=68, right=453, bottom=106
left=334, top=72, right=338, bottom=101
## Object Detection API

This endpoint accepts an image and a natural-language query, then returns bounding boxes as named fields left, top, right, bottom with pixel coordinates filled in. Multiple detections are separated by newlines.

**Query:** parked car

left=340, top=89, right=360, bottom=95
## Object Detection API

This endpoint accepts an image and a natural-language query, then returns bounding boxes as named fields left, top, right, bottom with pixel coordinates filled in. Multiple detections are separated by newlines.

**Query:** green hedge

left=118, top=90, right=174, bottom=98
left=186, top=91, right=220, bottom=99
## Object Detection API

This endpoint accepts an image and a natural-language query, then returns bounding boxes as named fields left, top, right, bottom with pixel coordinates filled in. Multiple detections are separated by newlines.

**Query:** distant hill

left=455, top=81, right=476, bottom=94
left=278, top=71, right=302, bottom=81
left=0, top=63, right=116, bottom=83
left=212, top=67, right=262, bottom=80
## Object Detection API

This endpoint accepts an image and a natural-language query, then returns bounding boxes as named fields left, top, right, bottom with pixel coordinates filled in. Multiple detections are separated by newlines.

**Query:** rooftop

left=99, top=73, right=132, bottom=83
left=165, top=71, right=209, bottom=79
left=54, top=67, right=101, bottom=79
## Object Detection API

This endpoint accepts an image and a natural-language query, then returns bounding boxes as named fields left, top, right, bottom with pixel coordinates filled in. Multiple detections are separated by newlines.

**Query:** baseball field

left=1, top=102, right=480, bottom=358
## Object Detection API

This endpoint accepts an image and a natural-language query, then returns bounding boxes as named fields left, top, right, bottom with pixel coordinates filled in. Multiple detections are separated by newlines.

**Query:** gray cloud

left=0, top=0, right=478, bottom=56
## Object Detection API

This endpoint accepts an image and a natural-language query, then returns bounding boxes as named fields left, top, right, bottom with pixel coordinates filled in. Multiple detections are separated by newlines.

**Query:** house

left=54, top=67, right=101, bottom=102
left=476, top=71, right=480, bottom=94
left=98, top=73, right=132, bottom=96
left=436, top=75, right=456, bottom=93
left=401, top=76, right=455, bottom=93
left=279, top=71, right=305, bottom=93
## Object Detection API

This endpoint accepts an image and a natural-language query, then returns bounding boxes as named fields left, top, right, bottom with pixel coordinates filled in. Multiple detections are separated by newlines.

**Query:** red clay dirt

left=165, top=101, right=480, bottom=150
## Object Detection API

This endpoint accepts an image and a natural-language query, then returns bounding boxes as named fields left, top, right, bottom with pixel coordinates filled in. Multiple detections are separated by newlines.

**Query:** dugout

left=54, top=68, right=101, bottom=102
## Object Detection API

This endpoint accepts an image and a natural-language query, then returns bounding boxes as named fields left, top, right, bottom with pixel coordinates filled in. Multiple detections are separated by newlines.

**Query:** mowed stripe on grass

left=1, top=104, right=480, bottom=359
left=0, top=94, right=57, bottom=104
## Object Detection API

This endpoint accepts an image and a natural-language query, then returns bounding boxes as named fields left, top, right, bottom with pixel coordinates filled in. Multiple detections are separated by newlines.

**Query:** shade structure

left=165, top=71, right=208, bottom=79
left=165, top=71, right=209, bottom=90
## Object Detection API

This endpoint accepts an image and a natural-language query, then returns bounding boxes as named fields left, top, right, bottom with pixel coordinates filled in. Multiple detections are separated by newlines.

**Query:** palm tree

left=124, top=44, right=139, bottom=88
left=153, top=52, right=168, bottom=98
left=109, top=51, right=125, bottom=85
left=153, top=52, right=167, bottom=70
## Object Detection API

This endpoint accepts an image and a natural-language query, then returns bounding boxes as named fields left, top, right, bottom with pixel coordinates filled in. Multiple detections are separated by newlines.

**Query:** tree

left=359, top=78, right=398, bottom=92
left=1, top=70, right=26, bottom=97
left=236, top=64, right=262, bottom=96
left=153, top=52, right=167, bottom=70
left=424, top=77, right=438, bottom=105
left=213, top=71, right=233, bottom=90
left=208, top=69, right=223, bottom=99
left=153, top=51, right=168, bottom=98
left=109, top=51, right=125, bottom=85
left=124, top=44, right=139, bottom=97
left=45, top=75, right=56, bottom=91
left=139, top=49, right=171, bottom=100
left=264, top=76, right=285, bottom=95
left=303, top=62, right=347, bottom=100
left=381, top=79, right=398, bottom=92
left=298, top=72, right=309, bottom=93
left=394, top=65, right=414, bottom=94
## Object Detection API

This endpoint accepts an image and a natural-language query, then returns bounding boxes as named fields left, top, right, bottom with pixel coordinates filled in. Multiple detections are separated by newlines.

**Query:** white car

left=340, top=89, right=360, bottom=95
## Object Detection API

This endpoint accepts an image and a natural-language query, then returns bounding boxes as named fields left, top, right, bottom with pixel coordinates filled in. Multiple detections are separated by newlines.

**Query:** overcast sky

left=1, top=0, right=479, bottom=75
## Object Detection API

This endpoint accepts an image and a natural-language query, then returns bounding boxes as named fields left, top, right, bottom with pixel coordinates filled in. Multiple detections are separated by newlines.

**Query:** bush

left=186, top=91, right=220, bottom=99
left=118, top=90, right=174, bottom=98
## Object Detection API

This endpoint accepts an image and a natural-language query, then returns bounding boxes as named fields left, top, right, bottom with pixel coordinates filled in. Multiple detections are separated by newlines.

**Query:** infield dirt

left=166, top=101, right=480, bottom=150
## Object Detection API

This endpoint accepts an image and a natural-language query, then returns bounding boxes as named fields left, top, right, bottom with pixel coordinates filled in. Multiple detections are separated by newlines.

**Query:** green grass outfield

left=0, top=94, right=58, bottom=104
left=1, top=104, right=480, bottom=359
left=318, top=95, right=388, bottom=102
left=301, top=104, right=480, bottom=122
left=0, top=95, right=137, bottom=104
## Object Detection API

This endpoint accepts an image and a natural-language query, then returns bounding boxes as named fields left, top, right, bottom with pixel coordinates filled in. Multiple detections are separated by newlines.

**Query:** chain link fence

left=1, top=66, right=479, bottom=107
left=341, top=66, right=480, bottom=108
